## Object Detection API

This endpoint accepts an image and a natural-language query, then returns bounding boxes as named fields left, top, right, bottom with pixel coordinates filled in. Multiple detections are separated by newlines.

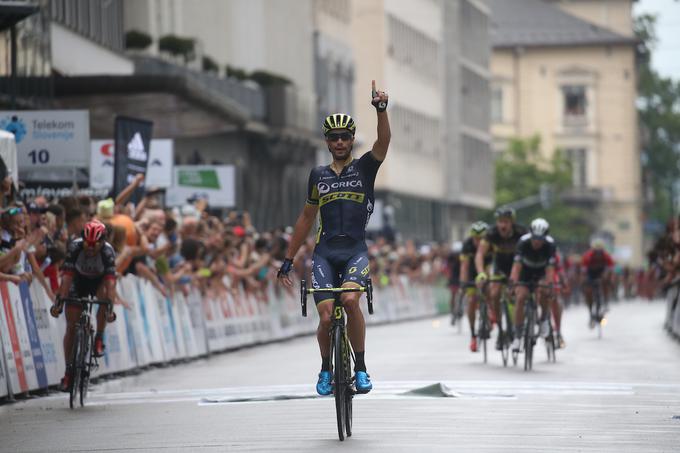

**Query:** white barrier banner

left=1, top=274, right=448, bottom=398
left=28, top=284, right=63, bottom=387
left=3, top=283, right=39, bottom=391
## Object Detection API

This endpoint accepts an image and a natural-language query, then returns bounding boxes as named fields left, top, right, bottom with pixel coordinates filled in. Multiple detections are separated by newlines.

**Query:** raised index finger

left=372, top=79, right=377, bottom=97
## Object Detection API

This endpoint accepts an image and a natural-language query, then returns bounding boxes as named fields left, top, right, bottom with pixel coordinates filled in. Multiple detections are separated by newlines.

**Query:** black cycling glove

left=372, top=91, right=388, bottom=112
left=277, top=258, right=294, bottom=278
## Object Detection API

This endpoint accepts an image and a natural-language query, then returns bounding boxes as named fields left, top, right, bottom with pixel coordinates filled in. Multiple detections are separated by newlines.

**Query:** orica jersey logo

left=0, top=115, right=27, bottom=143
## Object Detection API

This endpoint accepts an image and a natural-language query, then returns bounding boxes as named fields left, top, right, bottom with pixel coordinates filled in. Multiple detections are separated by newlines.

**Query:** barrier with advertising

left=166, top=165, right=236, bottom=208
left=90, top=139, right=173, bottom=189
left=0, top=275, right=447, bottom=398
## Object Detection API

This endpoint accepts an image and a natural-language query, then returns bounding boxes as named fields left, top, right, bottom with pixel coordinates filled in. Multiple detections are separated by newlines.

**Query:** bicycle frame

left=299, top=279, right=374, bottom=441
left=63, top=297, right=112, bottom=409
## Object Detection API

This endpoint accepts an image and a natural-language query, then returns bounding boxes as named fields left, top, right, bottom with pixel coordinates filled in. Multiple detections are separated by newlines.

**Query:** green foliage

left=158, top=34, right=195, bottom=63
left=225, top=65, right=249, bottom=80
left=635, top=14, right=680, bottom=222
left=202, top=55, right=219, bottom=73
left=492, top=136, right=592, bottom=245
left=248, top=70, right=291, bottom=86
left=125, top=30, right=152, bottom=50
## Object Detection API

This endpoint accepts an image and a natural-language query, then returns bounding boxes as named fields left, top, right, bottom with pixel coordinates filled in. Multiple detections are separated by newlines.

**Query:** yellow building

left=487, top=0, right=642, bottom=264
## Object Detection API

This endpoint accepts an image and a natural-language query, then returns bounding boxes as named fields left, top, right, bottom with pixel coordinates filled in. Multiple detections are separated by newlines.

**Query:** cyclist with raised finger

left=277, top=81, right=390, bottom=396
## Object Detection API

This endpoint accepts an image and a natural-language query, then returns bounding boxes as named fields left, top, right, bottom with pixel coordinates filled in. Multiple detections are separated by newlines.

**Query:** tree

left=202, top=55, right=219, bottom=74
left=158, top=35, right=195, bottom=63
left=635, top=14, right=680, bottom=222
left=125, top=30, right=152, bottom=50
left=492, top=136, right=592, bottom=247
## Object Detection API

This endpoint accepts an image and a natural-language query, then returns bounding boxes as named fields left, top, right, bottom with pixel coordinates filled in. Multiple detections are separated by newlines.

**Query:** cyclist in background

left=447, top=241, right=462, bottom=326
left=50, top=220, right=117, bottom=392
left=509, top=218, right=557, bottom=352
left=475, top=206, right=527, bottom=350
left=581, top=238, right=615, bottom=328
left=459, top=221, right=491, bottom=352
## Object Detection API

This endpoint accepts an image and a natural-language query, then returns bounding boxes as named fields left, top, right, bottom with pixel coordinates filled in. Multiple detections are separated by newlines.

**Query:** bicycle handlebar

left=62, top=297, right=112, bottom=307
left=300, top=279, right=374, bottom=317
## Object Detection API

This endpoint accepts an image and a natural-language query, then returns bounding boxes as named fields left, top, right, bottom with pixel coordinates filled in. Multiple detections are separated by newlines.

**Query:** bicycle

left=451, top=288, right=465, bottom=334
left=498, top=284, right=514, bottom=367
left=587, top=278, right=606, bottom=339
left=57, top=296, right=115, bottom=409
left=512, top=282, right=552, bottom=371
left=464, top=283, right=491, bottom=364
left=300, top=279, right=374, bottom=442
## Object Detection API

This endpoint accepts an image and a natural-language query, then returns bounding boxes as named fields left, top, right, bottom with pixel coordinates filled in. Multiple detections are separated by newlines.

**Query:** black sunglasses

left=325, top=132, right=353, bottom=142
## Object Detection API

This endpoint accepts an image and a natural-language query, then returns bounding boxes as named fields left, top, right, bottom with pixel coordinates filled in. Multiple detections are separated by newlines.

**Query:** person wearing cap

left=277, top=80, right=389, bottom=396
left=509, top=218, right=558, bottom=352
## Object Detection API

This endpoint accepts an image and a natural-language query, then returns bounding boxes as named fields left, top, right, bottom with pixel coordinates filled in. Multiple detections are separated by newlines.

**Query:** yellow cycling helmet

left=322, top=113, right=356, bottom=135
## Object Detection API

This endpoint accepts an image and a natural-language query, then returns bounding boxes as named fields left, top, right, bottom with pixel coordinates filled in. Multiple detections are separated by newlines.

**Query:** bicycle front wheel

left=333, top=326, right=346, bottom=441
left=80, top=330, right=93, bottom=407
left=524, top=306, right=535, bottom=371
left=69, top=326, right=83, bottom=409
left=344, top=335, right=353, bottom=438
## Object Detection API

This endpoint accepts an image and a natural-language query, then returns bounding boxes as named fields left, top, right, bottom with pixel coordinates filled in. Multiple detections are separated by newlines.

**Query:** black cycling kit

left=62, top=238, right=117, bottom=297
left=514, top=233, right=557, bottom=283
left=306, top=151, right=381, bottom=304
left=461, top=237, right=492, bottom=282
left=482, top=224, right=528, bottom=278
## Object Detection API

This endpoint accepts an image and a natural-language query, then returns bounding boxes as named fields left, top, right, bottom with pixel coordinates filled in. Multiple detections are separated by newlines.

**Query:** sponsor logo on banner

left=18, top=281, right=48, bottom=389
left=0, top=282, right=28, bottom=392
left=0, top=110, right=90, bottom=170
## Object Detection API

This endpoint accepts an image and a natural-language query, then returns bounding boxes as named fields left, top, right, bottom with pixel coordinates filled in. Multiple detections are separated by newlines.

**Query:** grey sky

left=634, top=0, right=680, bottom=80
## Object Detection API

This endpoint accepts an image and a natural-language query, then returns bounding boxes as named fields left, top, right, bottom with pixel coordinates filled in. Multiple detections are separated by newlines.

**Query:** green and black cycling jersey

left=460, top=237, right=492, bottom=282
left=306, top=151, right=381, bottom=244
left=482, top=224, right=527, bottom=277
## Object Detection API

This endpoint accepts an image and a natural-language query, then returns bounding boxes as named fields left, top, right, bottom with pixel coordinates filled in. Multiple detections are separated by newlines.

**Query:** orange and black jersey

left=482, top=224, right=528, bottom=274
left=306, top=151, right=381, bottom=244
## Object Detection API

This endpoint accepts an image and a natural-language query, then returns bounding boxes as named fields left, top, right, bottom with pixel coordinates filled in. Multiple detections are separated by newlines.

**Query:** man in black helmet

left=278, top=81, right=390, bottom=396
left=475, top=206, right=527, bottom=350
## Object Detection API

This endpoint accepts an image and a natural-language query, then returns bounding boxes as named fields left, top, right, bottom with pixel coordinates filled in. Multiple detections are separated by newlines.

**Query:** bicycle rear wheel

left=69, top=326, right=83, bottom=409
left=333, top=326, right=346, bottom=441
left=80, top=329, right=93, bottom=407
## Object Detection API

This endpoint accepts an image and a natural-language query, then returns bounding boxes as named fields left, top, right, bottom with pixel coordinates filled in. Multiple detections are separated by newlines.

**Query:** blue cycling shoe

left=316, top=371, right=332, bottom=396
left=355, top=371, right=372, bottom=394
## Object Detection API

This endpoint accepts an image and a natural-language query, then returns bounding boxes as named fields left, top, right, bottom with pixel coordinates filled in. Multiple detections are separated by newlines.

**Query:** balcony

left=133, top=56, right=266, bottom=121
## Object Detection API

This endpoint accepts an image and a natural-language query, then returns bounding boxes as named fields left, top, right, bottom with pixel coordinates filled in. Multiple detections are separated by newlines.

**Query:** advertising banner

left=90, top=139, right=173, bottom=189
left=113, top=116, right=153, bottom=203
left=0, top=110, right=90, bottom=170
left=166, top=165, right=236, bottom=208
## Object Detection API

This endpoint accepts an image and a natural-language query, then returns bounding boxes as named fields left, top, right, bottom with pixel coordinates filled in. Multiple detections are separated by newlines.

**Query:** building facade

left=487, top=0, right=642, bottom=264
left=351, top=0, right=493, bottom=242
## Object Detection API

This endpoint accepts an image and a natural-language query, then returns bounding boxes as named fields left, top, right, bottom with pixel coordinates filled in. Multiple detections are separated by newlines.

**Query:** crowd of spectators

left=0, top=173, right=453, bottom=310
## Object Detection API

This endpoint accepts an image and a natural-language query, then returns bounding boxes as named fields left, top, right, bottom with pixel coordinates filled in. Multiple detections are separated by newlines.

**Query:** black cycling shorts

left=519, top=266, right=546, bottom=284
left=311, top=236, right=370, bottom=305
left=69, top=274, right=104, bottom=298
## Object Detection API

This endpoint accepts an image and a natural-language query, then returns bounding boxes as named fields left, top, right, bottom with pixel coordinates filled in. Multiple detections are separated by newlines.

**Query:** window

left=565, top=148, right=587, bottom=188
left=491, top=86, right=503, bottom=123
left=562, top=85, right=587, bottom=126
